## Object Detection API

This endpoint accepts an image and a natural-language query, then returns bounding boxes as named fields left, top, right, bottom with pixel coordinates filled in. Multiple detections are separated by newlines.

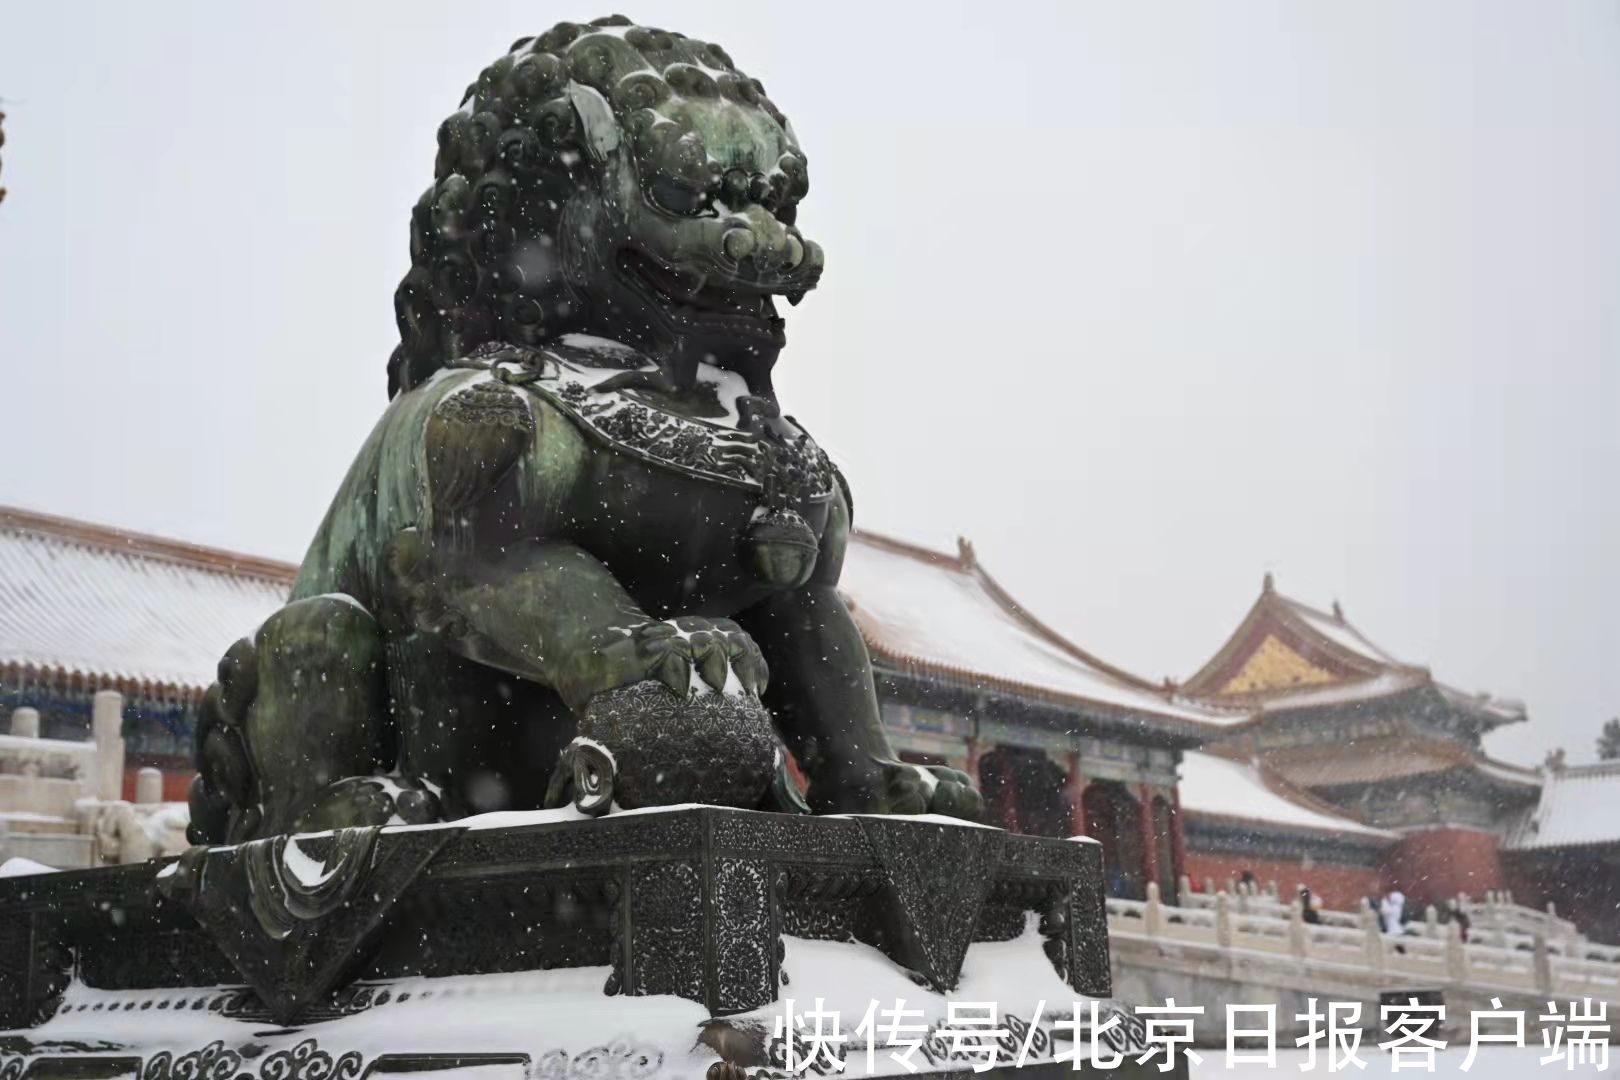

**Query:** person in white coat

left=1380, top=889, right=1407, bottom=938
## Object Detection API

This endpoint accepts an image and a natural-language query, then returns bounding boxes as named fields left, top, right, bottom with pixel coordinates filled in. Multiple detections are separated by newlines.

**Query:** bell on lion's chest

left=741, top=507, right=819, bottom=589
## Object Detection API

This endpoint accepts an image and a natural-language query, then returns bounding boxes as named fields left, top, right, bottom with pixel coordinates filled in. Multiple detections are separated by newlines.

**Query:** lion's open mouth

left=618, top=249, right=783, bottom=336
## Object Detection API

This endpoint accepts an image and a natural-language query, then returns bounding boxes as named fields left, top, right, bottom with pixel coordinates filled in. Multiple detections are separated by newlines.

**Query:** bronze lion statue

left=188, top=16, right=982, bottom=843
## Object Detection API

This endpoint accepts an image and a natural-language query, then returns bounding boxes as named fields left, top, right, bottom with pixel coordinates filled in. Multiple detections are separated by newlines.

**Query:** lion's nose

left=718, top=206, right=804, bottom=275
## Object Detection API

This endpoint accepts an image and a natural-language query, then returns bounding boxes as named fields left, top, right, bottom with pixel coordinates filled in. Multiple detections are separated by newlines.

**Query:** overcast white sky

left=1, top=1, right=1615, bottom=766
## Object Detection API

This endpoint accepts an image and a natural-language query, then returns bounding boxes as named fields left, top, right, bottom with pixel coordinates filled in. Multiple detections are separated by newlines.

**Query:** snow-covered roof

left=1177, top=751, right=1395, bottom=840
left=0, top=507, right=294, bottom=699
left=1239, top=669, right=1425, bottom=712
left=1181, top=578, right=1526, bottom=729
left=1504, top=761, right=1620, bottom=851
left=1262, top=735, right=1541, bottom=792
left=0, top=507, right=1233, bottom=735
left=1285, top=597, right=1405, bottom=669
left=840, top=532, right=1235, bottom=731
left=1436, top=682, right=1528, bottom=724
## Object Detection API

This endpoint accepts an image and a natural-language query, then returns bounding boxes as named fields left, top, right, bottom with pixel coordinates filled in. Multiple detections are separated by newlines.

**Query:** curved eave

left=1472, top=755, right=1544, bottom=789
left=0, top=506, right=297, bottom=584
left=1306, top=758, right=1542, bottom=796
left=1192, top=680, right=1419, bottom=738
left=1436, top=682, right=1528, bottom=731
left=1507, top=837, right=1620, bottom=855
left=1, top=659, right=210, bottom=704
left=864, top=640, right=1219, bottom=747
left=965, top=557, right=1166, bottom=691
left=1183, top=809, right=1397, bottom=847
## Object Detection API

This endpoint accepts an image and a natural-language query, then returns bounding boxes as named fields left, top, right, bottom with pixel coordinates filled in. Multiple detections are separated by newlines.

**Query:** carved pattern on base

left=627, top=861, right=704, bottom=1002
left=0, top=810, right=1112, bottom=1027
left=712, top=858, right=773, bottom=1013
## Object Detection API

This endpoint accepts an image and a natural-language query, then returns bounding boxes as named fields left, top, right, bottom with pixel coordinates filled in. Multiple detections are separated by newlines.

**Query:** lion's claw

left=879, top=760, right=984, bottom=823
left=595, top=616, right=768, bottom=706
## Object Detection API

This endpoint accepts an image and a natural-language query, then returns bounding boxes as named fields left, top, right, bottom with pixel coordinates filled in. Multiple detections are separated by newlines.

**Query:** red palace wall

left=1182, top=852, right=1384, bottom=912
left=1186, top=830, right=1521, bottom=918
left=1380, top=827, right=1507, bottom=910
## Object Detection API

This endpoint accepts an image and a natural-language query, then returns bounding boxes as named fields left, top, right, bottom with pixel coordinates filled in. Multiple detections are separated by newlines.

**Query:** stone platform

left=0, top=808, right=1170, bottom=1078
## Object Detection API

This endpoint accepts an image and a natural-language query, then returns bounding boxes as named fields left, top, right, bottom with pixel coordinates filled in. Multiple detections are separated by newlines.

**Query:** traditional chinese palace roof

left=1504, top=761, right=1620, bottom=852
left=1182, top=575, right=1526, bottom=730
left=1178, top=575, right=1536, bottom=801
left=1177, top=750, right=1395, bottom=841
left=0, top=507, right=295, bottom=701
left=839, top=531, right=1234, bottom=738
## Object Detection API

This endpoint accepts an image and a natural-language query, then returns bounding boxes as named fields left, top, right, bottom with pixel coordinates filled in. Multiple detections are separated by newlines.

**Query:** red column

left=996, top=749, right=1021, bottom=833
left=1138, top=783, right=1159, bottom=896
left=1067, top=751, right=1089, bottom=838
left=1169, top=785, right=1188, bottom=902
left=965, top=737, right=982, bottom=785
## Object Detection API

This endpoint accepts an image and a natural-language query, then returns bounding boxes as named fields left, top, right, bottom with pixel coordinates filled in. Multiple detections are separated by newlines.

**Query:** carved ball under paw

left=706, top=1063, right=748, bottom=1080
left=578, top=680, right=776, bottom=809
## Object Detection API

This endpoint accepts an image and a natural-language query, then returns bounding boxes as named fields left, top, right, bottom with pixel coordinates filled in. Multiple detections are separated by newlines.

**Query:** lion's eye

left=650, top=177, right=709, bottom=217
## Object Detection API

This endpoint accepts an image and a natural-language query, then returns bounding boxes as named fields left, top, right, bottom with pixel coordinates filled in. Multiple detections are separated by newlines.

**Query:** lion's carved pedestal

left=0, top=811, right=1129, bottom=1078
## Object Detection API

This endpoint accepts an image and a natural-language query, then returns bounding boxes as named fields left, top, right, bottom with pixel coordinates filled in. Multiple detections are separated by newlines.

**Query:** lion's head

left=389, top=15, right=824, bottom=397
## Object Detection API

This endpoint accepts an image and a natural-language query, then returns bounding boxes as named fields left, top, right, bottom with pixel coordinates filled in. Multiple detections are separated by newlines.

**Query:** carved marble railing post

left=1534, top=930, right=1554, bottom=994
left=1144, top=880, right=1164, bottom=937
left=1445, top=921, right=1469, bottom=982
left=135, top=767, right=163, bottom=805
left=1178, top=874, right=1191, bottom=901
left=1287, top=897, right=1307, bottom=959
left=91, top=691, right=125, bottom=802
left=1202, top=876, right=1215, bottom=896
left=1361, top=905, right=1385, bottom=972
left=1214, top=891, right=1234, bottom=949
left=10, top=707, right=40, bottom=738
left=1424, top=904, right=1439, bottom=939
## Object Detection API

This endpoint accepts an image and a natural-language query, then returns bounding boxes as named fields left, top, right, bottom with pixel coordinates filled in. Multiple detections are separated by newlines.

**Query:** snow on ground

left=732, top=917, right=1110, bottom=1076
left=27, top=917, right=1085, bottom=1078
left=0, top=855, right=58, bottom=876
left=37, top=968, right=714, bottom=1079
left=772, top=917, right=1082, bottom=1031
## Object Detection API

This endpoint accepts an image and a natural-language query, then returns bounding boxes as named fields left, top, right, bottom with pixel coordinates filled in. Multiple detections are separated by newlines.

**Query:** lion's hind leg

left=188, top=594, right=404, bottom=843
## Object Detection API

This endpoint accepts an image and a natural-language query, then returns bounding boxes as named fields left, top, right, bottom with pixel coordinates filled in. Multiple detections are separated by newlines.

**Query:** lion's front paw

left=879, top=760, right=985, bottom=822
left=598, top=616, right=769, bottom=702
